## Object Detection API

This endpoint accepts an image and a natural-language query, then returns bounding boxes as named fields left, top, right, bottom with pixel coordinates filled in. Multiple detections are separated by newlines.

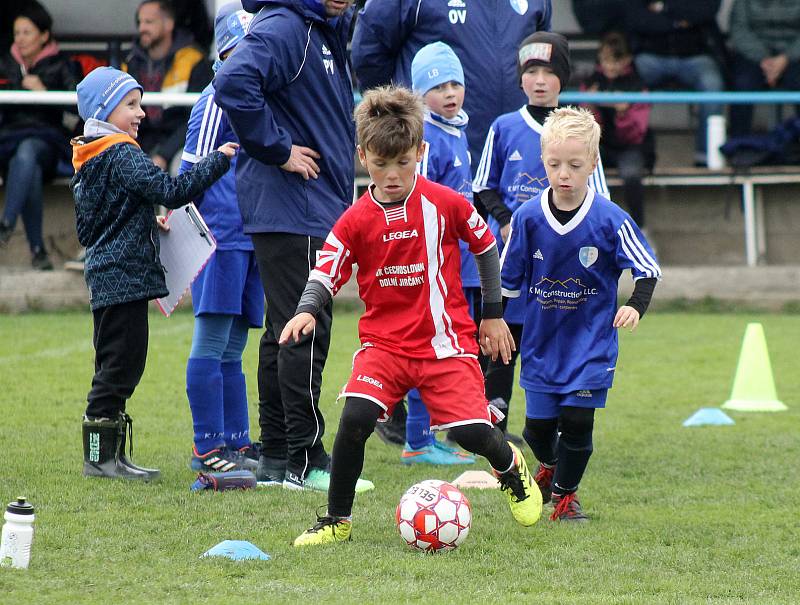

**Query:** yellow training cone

left=722, top=323, right=787, bottom=412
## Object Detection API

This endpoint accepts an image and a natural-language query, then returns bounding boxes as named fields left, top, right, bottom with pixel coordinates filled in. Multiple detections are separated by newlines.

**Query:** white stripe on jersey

left=619, top=220, right=661, bottom=278
left=473, top=126, right=495, bottom=191
left=207, top=104, right=222, bottom=155
left=422, top=195, right=463, bottom=358
left=418, top=141, right=430, bottom=178
left=591, top=155, right=609, bottom=196
left=383, top=206, right=407, bottom=224
left=195, top=95, right=216, bottom=157
left=181, top=151, right=201, bottom=164
left=309, top=231, right=348, bottom=293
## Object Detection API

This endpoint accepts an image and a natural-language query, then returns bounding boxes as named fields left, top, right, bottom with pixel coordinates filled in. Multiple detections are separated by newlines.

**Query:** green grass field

left=0, top=308, right=798, bottom=604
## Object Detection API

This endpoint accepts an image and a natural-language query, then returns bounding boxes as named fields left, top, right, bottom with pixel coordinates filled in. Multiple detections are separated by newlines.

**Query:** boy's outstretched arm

left=475, top=245, right=515, bottom=364
left=614, top=277, right=657, bottom=332
left=279, top=280, right=332, bottom=344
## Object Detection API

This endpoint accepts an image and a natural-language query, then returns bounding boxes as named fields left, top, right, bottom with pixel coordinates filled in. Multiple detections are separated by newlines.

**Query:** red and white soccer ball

left=396, top=479, right=471, bottom=552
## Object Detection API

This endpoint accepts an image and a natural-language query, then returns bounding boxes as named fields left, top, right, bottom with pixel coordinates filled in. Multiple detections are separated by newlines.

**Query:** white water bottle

left=0, top=497, right=35, bottom=569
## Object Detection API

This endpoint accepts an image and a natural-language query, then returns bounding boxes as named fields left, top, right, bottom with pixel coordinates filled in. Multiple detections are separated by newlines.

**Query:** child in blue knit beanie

left=73, top=66, right=238, bottom=482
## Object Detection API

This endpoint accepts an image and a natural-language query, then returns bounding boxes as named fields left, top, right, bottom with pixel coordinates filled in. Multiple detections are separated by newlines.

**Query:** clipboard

left=154, top=203, right=216, bottom=317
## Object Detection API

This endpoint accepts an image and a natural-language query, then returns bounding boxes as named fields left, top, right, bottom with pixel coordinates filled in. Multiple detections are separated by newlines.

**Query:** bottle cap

left=6, top=497, right=34, bottom=515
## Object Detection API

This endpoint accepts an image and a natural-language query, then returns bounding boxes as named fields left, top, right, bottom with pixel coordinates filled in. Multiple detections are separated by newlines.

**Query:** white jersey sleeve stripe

left=621, top=220, right=661, bottom=277
left=194, top=95, right=215, bottom=157
left=418, top=140, right=430, bottom=178
left=617, top=228, right=653, bottom=277
left=473, top=127, right=494, bottom=191
left=589, top=155, right=609, bottom=196
left=181, top=151, right=201, bottom=164
left=502, top=287, right=521, bottom=298
left=201, top=103, right=222, bottom=157
left=207, top=103, right=223, bottom=155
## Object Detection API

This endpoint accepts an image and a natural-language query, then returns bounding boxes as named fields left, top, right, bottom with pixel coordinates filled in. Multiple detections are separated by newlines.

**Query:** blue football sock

left=406, top=388, right=434, bottom=450
left=221, top=360, right=251, bottom=450
left=186, top=357, right=225, bottom=455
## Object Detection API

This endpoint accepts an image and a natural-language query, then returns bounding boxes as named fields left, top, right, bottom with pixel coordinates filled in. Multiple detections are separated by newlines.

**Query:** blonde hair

left=540, top=106, right=600, bottom=162
left=354, top=85, right=424, bottom=158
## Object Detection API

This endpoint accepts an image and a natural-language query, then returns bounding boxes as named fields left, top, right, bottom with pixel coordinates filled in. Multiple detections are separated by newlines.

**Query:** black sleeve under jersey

left=624, top=277, right=657, bottom=317
left=475, top=189, right=512, bottom=226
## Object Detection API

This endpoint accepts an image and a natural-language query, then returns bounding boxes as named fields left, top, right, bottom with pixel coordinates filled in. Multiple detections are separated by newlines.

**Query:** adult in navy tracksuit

left=214, top=0, right=355, bottom=489
left=351, top=0, right=552, bottom=174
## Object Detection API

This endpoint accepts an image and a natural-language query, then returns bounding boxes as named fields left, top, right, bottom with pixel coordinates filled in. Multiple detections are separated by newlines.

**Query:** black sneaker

left=31, top=248, right=53, bottom=271
left=550, top=491, right=589, bottom=522
left=374, top=401, right=407, bottom=446
left=256, top=455, right=286, bottom=487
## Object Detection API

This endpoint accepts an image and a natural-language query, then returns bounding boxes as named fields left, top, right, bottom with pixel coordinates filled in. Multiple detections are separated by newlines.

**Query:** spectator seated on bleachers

left=123, top=0, right=212, bottom=173
left=0, top=1, right=81, bottom=270
left=625, top=0, right=726, bottom=166
left=728, top=0, right=800, bottom=139
left=583, top=31, right=655, bottom=230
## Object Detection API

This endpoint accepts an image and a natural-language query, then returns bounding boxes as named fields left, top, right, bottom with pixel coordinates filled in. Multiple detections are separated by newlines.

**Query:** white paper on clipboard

left=154, top=203, right=216, bottom=316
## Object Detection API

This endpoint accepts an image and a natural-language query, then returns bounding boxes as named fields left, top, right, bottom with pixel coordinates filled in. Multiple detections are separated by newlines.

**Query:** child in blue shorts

left=180, top=3, right=264, bottom=476
left=500, top=106, right=659, bottom=521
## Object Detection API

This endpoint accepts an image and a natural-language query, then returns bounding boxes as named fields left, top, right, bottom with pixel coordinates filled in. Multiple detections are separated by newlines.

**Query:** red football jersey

left=310, top=175, right=495, bottom=359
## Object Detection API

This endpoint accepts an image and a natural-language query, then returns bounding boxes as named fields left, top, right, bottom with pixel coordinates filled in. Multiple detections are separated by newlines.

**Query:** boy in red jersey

left=282, top=86, right=543, bottom=546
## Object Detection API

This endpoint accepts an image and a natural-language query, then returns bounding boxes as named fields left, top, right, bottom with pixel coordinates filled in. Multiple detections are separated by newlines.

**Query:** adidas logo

left=576, top=390, right=593, bottom=398
left=321, top=44, right=331, bottom=56
left=448, top=0, right=466, bottom=6
left=533, top=249, right=544, bottom=261
left=509, top=150, right=522, bottom=161
left=454, top=155, right=462, bottom=167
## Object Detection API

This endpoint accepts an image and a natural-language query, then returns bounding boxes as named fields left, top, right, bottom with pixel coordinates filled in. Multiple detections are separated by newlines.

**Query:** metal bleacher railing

left=1, top=89, right=799, bottom=266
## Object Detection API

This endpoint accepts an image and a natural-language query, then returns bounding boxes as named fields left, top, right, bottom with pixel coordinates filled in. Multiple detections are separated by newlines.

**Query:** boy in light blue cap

left=386, top=41, right=481, bottom=467
left=73, top=66, right=238, bottom=482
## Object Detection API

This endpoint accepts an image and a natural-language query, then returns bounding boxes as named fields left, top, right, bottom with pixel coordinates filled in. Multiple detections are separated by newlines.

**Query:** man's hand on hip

left=281, top=145, right=321, bottom=180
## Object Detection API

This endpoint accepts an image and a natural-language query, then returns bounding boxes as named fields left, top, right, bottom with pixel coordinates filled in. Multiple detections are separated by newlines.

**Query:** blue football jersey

left=180, top=82, right=250, bottom=251
left=474, top=107, right=609, bottom=323
left=418, top=116, right=479, bottom=287
left=501, top=187, right=660, bottom=393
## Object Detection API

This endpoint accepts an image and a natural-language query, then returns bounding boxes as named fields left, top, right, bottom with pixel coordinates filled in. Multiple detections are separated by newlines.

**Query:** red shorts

left=338, top=347, right=496, bottom=431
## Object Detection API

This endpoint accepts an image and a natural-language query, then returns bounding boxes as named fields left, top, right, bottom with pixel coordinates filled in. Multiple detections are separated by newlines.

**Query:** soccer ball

left=396, top=479, right=471, bottom=552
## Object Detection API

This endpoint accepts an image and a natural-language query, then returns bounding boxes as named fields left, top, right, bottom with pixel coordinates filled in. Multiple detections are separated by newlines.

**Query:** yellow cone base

left=722, top=399, right=787, bottom=412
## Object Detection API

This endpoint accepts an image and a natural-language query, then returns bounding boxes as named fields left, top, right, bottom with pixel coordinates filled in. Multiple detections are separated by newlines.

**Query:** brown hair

left=598, top=31, right=631, bottom=61
left=354, top=85, right=424, bottom=158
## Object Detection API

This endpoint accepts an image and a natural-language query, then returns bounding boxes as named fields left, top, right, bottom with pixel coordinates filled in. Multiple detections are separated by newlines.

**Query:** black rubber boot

left=117, top=412, right=161, bottom=480
left=82, top=414, right=160, bottom=481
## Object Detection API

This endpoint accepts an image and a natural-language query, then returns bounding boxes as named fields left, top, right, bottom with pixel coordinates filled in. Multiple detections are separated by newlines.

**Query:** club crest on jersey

left=447, top=0, right=467, bottom=23
left=509, top=0, right=528, bottom=15
left=579, top=246, right=598, bottom=268
left=383, top=229, right=418, bottom=242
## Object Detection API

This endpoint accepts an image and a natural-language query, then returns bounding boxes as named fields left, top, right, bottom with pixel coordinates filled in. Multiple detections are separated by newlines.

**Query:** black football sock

left=552, top=406, right=594, bottom=495
left=327, top=397, right=381, bottom=518
left=448, top=424, right=513, bottom=472
left=522, top=416, right=559, bottom=465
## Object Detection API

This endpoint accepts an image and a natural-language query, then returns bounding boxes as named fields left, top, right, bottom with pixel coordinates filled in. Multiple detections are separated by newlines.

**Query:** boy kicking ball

left=281, top=86, right=543, bottom=546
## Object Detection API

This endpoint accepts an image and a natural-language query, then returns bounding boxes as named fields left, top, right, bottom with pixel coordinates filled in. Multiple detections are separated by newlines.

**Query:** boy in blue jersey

left=473, top=31, right=609, bottom=444
left=387, top=42, right=479, bottom=467
left=180, top=3, right=265, bottom=477
left=501, top=106, right=660, bottom=521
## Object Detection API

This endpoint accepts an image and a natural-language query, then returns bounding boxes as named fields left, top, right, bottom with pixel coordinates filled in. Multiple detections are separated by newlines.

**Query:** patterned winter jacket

left=70, top=134, right=229, bottom=310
